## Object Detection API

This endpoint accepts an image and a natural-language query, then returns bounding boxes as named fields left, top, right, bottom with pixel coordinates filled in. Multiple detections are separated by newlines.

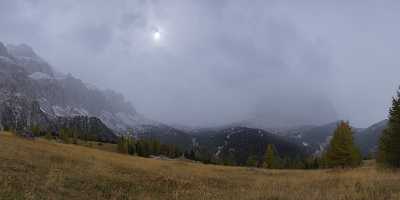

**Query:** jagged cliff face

left=6, top=44, right=54, bottom=76
left=0, top=41, right=153, bottom=140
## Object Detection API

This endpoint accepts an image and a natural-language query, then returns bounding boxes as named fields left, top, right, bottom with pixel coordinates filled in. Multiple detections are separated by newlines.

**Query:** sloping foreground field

left=0, top=132, right=399, bottom=200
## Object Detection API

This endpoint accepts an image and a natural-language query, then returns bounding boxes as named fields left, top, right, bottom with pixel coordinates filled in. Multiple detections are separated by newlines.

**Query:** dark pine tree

left=263, top=144, right=280, bottom=169
left=377, top=87, right=400, bottom=168
left=30, top=124, right=41, bottom=137
left=117, top=136, right=130, bottom=154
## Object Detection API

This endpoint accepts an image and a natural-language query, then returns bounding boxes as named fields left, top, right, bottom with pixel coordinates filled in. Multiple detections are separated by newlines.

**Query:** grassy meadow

left=0, top=132, right=399, bottom=200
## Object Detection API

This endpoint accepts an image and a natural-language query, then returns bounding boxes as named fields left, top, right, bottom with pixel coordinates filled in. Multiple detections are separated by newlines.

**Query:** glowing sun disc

left=153, top=31, right=161, bottom=41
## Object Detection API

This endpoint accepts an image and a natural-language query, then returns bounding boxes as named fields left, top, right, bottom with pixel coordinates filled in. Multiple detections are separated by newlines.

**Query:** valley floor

left=0, top=132, right=399, bottom=200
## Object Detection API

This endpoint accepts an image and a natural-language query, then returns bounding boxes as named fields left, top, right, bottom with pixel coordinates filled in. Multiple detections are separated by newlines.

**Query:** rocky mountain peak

left=0, top=42, right=7, bottom=56
left=0, top=42, right=13, bottom=59
left=3, top=43, right=54, bottom=76
left=0, top=41, right=157, bottom=137
left=6, top=44, right=38, bottom=58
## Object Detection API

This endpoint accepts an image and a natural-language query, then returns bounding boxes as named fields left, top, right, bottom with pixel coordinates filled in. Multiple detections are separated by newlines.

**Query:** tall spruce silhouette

left=324, top=121, right=362, bottom=168
left=378, top=87, right=400, bottom=167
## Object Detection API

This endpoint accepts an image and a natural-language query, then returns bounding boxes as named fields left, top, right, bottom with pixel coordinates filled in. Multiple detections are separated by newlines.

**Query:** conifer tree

left=377, top=87, right=400, bottom=167
left=264, top=144, right=278, bottom=168
left=136, top=140, right=147, bottom=157
left=30, top=125, right=41, bottom=137
left=145, top=140, right=153, bottom=156
left=117, top=136, right=129, bottom=154
left=71, top=131, right=78, bottom=144
left=324, top=121, right=362, bottom=168
left=59, top=128, right=71, bottom=144
left=127, top=137, right=136, bottom=155
left=152, top=139, right=161, bottom=155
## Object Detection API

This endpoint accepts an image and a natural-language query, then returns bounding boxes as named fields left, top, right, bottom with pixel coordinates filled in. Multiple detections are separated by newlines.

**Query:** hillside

left=192, top=127, right=307, bottom=165
left=1, top=132, right=399, bottom=200
left=0, top=41, right=154, bottom=137
left=283, top=121, right=382, bottom=156
left=355, top=119, right=388, bottom=156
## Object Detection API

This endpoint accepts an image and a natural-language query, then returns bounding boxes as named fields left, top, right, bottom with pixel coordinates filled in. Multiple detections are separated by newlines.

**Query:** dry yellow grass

left=0, top=132, right=399, bottom=200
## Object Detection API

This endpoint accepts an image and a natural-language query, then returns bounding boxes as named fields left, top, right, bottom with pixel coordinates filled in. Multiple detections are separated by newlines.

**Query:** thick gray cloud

left=1, top=0, right=399, bottom=127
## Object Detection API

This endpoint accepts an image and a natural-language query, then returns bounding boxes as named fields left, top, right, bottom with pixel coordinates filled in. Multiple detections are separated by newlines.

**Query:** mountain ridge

left=0, top=41, right=155, bottom=141
left=0, top=41, right=388, bottom=156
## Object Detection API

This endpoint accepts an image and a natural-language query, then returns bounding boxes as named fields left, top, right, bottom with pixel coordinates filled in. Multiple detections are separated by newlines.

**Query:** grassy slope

left=0, top=132, right=399, bottom=200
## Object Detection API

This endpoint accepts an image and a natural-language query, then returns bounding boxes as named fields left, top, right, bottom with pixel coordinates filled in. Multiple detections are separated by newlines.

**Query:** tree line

left=117, top=136, right=182, bottom=158
left=184, top=142, right=322, bottom=169
left=182, top=120, right=365, bottom=169
left=29, top=126, right=99, bottom=144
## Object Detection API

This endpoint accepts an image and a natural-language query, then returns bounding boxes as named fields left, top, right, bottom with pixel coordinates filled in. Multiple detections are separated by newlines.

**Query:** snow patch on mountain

left=29, top=72, right=53, bottom=80
left=98, top=111, right=157, bottom=133
left=52, top=106, right=89, bottom=117
left=85, top=82, right=99, bottom=90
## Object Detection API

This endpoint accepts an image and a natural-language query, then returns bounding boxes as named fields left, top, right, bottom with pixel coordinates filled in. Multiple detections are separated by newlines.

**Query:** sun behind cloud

left=153, top=30, right=161, bottom=42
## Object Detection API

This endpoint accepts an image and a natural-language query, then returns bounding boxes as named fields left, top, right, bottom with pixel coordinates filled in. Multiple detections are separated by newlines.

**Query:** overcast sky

left=1, top=0, right=399, bottom=128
